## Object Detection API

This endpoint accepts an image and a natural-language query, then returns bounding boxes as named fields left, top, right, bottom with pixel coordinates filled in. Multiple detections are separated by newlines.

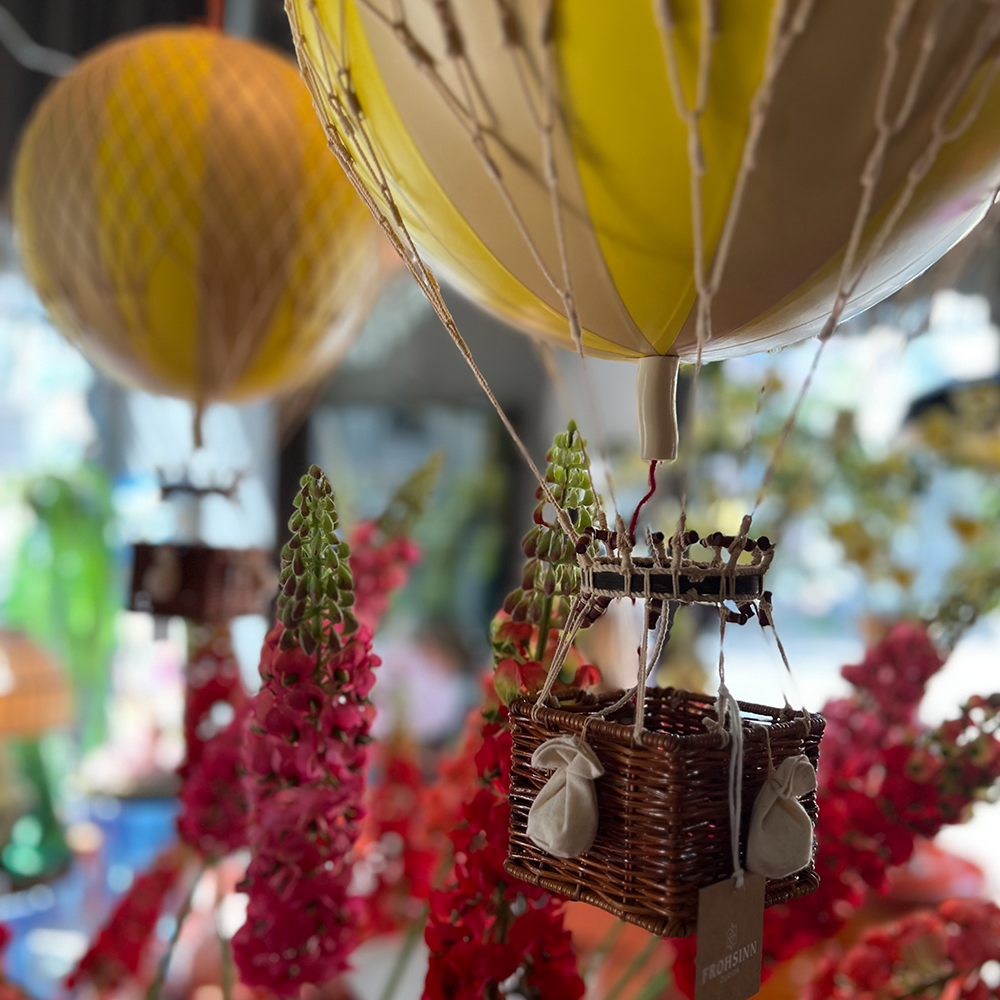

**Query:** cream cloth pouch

left=526, top=735, right=604, bottom=859
left=746, top=754, right=817, bottom=879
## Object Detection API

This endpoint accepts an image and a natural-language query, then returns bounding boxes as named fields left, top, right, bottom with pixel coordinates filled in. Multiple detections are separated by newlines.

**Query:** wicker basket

left=505, top=687, right=824, bottom=938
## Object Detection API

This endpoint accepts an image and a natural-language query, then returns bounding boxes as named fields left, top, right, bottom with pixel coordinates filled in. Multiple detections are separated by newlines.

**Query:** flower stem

left=631, top=968, right=672, bottom=1000
left=604, top=934, right=662, bottom=1000
left=219, top=926, right=234, bottom=1000
left=378, top=909, right=428, bottom=1000
left=535, top=595, right=553, bottom=664
left=145, top=862, right=204, bottom=1000
left=583, top=918, right=625, bottom=978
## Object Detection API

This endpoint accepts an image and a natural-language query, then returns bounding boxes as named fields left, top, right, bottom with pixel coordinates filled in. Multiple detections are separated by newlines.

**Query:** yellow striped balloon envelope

left=14, top=27, right=380, bottom=425
left=287, top=1, right=1000, bottom=459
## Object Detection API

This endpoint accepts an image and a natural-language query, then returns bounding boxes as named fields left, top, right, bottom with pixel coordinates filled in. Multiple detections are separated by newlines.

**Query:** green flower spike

left=503, top=420, right=599, bottom=630
left=276, top=464, right=358, bottom=659
left=375, top=451, right=444, bottom=539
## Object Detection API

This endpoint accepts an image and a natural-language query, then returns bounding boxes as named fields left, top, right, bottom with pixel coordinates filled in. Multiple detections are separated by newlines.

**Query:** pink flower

left=233, top=622, right=380, bottom=996
left=180, top=623, right=247, bottom=780
left=178, top=703, right=250, bottom=857
left=841, top=623, right=944, bottom=724
left=66, top=848, right=185, bottom=991
left=349, top=523, right=421, bottom=631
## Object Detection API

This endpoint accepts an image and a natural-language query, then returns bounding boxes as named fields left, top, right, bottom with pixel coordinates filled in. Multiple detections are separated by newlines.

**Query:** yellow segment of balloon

left=13, top=27, right=380, bottom=407
left=288, top=0, right=1000, bottom=456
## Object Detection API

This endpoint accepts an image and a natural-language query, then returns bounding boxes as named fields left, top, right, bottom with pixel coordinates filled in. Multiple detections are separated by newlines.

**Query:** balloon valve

left=636, top=356, right=680, bottom=462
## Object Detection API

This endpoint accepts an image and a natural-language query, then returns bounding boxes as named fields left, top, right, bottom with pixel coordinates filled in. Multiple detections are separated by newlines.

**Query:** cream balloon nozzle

left=637, top=355, right=680, bottom=462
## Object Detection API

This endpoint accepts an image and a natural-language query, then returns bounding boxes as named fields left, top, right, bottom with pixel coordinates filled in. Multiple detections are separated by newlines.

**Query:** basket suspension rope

left=631, top=598, right=673, bottom=741
left=530, top=594, right=589, bottom=723
left=753, top=0, right=1000, bottom=513
left=633, top=601, right=653, bottom=739
left=757, top=599, right=814, bottom=737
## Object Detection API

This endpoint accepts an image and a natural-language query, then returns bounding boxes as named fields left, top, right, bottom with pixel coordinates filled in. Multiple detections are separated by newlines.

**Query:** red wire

left=628, top=461, right=658, bottom=537
left=205, top=0, right=225, bottom=29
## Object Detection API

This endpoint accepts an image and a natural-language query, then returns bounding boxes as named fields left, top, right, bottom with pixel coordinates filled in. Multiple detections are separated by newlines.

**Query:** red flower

left=177, top=701, right=251, bottom=857
left=66, top=848, right=185, bottom=992
left=176, top=623, right=252, bottom=859
left=840, top=622, right=944, bottom=725
left=351, top=743, right=439, bottom=939
left=490, top=613, right=600, bottom=708
left=802, top=899, right=1000, bottom=998
left=840, top=942, right=894, bottom=990
left=940, top=899, right=1000, bottom=969
left=349, top=522, right=421, bottom=631
left=493, top=658, right=549, bottom=704
left=233, top=622, right=381, bottom=996
left=179, top=623, right=247, bottom=781
left=422, top=678, right=584, bottom=1000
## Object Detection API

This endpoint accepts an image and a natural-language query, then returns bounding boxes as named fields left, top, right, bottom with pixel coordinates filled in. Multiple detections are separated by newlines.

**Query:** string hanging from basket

left=524, top=578, right=675, bottom=859
left=702, top=615, right=746, bottom=887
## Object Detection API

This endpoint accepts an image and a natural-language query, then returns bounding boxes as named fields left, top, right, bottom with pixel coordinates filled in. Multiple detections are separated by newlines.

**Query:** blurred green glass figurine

left=1, top=468, right=120, bottom=884
left=5, top=467, right=119, bottom=752
left=0, top=632, right=72, bottom=885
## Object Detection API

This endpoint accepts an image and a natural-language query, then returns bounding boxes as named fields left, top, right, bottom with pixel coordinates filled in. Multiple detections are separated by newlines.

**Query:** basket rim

left=508, top=686, right=825, bottom=752
left=587, top=554, right=766, bottom=576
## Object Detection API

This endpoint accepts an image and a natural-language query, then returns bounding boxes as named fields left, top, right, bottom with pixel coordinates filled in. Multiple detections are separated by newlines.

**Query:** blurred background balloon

left=13, top=26, right=382, bottom=438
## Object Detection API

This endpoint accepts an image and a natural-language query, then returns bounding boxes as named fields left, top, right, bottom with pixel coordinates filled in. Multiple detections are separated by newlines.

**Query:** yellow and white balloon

left=287, top=0, right=1000, bottom=458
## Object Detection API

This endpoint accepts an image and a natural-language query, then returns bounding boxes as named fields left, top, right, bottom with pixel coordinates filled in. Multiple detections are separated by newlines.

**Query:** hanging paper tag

left=694, top=873, right=766, bottom=1000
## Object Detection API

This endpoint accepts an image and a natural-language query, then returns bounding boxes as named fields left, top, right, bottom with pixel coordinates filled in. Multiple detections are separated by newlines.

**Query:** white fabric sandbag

left=746, top=753, right=817, bottom=879
left=526, top=734, right=604, bottom=859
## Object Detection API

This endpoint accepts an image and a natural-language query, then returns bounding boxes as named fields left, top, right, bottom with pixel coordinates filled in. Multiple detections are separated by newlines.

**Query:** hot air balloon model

left=286, top=0, right=1000, bottom=460
left=13, top=27, right=381, bottom=443
left=504, top=512, right=824, bottom=938
left=281, top=5, right=1000, bottom=949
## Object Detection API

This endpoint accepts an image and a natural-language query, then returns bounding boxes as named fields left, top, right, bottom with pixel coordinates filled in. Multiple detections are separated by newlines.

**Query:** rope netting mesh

left=288, top=0, right=1000, bottom=725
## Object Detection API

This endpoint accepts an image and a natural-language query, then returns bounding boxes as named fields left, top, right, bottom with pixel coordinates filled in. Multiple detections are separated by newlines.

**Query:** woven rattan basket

left=505, top=687, right=824, bottom=938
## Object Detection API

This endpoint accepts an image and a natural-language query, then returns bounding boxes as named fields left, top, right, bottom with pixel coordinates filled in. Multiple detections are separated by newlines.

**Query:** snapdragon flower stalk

left=70, top=462, right=436, bottom=1000
left=422, top=424, right=599, bottom=1000
left=233, top=466, right=379, bottom=995
left=178, top=457, right=438, bottom=864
